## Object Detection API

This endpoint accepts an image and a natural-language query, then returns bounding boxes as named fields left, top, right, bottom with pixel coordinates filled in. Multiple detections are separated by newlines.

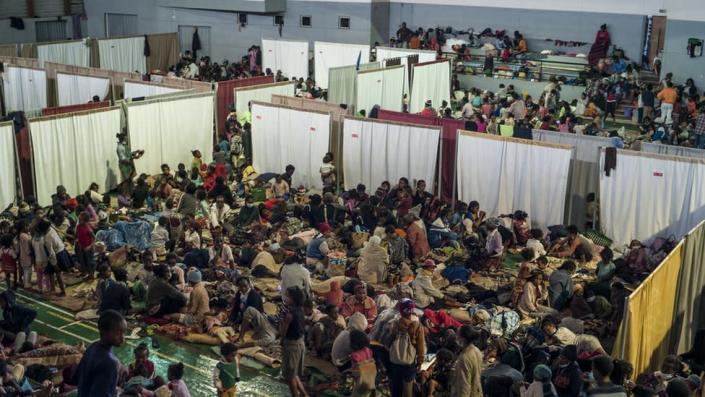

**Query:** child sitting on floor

left=214, top=343, right=239, bottom=397
left=168, top=362, right=191, bottom=397
left=128, top=343, right=155, bottom=379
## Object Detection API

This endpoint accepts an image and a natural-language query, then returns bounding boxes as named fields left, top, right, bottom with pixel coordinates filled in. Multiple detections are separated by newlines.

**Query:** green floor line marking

left=33, top=319, right=95, bottom=344
left=6, top=288, right=215, bottom=378
left=58, top=320, right=82, bottom=330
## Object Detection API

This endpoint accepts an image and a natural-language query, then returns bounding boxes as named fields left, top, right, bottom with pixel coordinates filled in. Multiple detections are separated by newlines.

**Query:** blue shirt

left=76, top=342, right=119, bottom=397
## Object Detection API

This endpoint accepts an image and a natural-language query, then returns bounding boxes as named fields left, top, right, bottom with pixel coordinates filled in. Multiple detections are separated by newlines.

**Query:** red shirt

left=75, top=224, right=94, bottom=250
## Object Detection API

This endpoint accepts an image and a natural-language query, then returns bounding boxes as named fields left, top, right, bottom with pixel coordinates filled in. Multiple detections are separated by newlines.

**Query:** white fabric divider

left=0, top=123, right=16, bottom=209
left=456, top=132, right=572, bottom=231
left=599, top=149, right=705, bottom=248
left=327, top=62, right=379, bottom=107
left=30, top=108, right=122, bottom=205
left=355, top=66, right=405, bottom=114
left=98, top=37, right=146, bottom=74
left=261, top=39, right=309, bottom=80
left=1, top=66, right=47, bottom=113
left=123, top=80, right=184, bottom=99
left=56, top=72, right=111, bottom=106
left=638, top=141, right=705, bottom=160
left=343, top=117, right=440, bottom=192
left=37, top=40, right=90, bottom=67
left=410, top=60, right=451, bottom=113
left=314, top=41, right=370, bottom=89
left=251, top=102, right=330, bottom=190
left=375, top=47, right=437, bottom=65
left=532, top=129, right=614, bottom=227
left=234, top=82, right=295, bottom=116
left=127, top=92, right=214, bottom=176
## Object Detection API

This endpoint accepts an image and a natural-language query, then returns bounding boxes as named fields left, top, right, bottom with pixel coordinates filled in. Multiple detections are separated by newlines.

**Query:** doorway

left=178, top=25, right=212, bottom=59
left=647, top=16, right=667, bottom=68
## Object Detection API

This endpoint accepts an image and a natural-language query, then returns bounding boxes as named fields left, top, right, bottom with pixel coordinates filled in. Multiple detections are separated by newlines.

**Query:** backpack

left=389, top=320, right=417, bottom=365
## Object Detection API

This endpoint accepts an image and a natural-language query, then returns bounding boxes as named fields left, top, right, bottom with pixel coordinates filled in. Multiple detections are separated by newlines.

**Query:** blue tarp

left=96, top=220, right=152, bottom=251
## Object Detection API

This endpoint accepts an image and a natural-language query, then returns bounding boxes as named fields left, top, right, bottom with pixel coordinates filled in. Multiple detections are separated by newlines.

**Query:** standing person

left=588, top=355, right=627, bottom=397
left=31, top=226, right=50, bottom=294
left=451, top=325, right=484, bottom=397
left=116, top=131, right=143, bottom=187
left=37, top=220, right=67, bottom=295
left=280, top=286, right=309, bottom=397
left=75, top=212, right=97, bottom=280
left=405, top=214, right=430, bottom=261
left=642, top=84, right=655, bottom=121
left=0, top=234, right=18, bottom=290
left=389, top=299, right=426, bottom=397
left=15, top=221, right=32, bottom=289
left=320, top=153, right=337, bottom=192
left=694, top=104, right=705, bottom=149
left=657, top=81, right=678, bottom=125
left=75, top=310, right=127, bottom=397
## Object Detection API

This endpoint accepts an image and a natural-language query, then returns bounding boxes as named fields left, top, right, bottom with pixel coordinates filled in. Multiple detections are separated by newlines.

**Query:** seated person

left=229, top=277, right=264, bottom=324
left=588, top=247, right=616, bottom=299
left=549, top=225, right=594, bottom=262
left=511, top=211, right=530, bottom=245
left=340, top=283, right=377, bottom=324
left=234, top=307, right=277, bottom=348
left=99, top=268, right=131, bottom=315
left=146, top=265, right=187, bottom=317
left=548, top=260, right=576, bottom=310
left=0, top=290, right=36, bottom=344
left=128, top=343, right=156, bottom=379
left=310, top=304, right=345, bottom=358
left=526, top=229, right=546, bottom=260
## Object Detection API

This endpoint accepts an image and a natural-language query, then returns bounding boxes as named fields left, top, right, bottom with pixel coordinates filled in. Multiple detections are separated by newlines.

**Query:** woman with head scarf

left=522, top=364, right=558, bottom=397
left=358, top=236, right=389, bottom=285
left=388, top=299, right=426, bottom=397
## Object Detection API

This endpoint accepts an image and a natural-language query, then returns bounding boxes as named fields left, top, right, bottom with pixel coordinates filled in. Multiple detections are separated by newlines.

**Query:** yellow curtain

left=0, top=44, right=17, bottom=57
left=615, top=242, right=683, bottom=379
left=146, top=33, right=180, bottom=73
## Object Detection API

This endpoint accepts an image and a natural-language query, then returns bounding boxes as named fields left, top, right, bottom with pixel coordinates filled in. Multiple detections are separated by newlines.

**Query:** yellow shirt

left=657, top=87, right=677, bottom=104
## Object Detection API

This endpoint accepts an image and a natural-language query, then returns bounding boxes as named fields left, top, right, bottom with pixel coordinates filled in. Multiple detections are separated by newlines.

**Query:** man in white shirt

left=280, top=256, right=312, bottom=297
left=209, top=196, right=231, bottom=228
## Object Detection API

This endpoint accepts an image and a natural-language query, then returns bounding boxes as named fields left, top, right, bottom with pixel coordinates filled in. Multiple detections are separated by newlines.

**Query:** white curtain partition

left=127, top=93, right=214, bottom=176
left=251, top=102, right=330, bottom=190
left=343, top=117, right=440, bottom=192
left=456, top=132, right=572, bottom=231
left=37, top=41, right=90, bottom=67
left=599, top=149, right=705, bottom=248
left=30, top=108, right=122, bottom=205
left=314, top=41, right=370, bottom=89
left=1, top=66, right=47, bottom=113
left=532, top=129, right=614, bottom=228
left=56, top=72, right=111, bottom=106
left=261, top=39, right=309, bottom=80
left=0, top=123, right=16, bottom=210
left=327, top=62, right=379, bottom=107
left=98, top=37, right=147, bottom=74
left=375, top=47, right=437, bottom=65
left=410, top=60, right=451, bottom=113
left=123, top=80, right=184, bottom=99
left=234, top=82, right=295, bottom=116
left=638, top=141, right=705, bottom=160
left=355, top=66, right=405, bottom=114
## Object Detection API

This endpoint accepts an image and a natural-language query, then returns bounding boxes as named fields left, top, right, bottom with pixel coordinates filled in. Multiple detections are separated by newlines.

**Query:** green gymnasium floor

left=7, top=288, right=291, bottom=397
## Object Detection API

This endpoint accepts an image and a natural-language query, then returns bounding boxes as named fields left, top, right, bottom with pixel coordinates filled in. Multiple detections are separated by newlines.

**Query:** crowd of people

left=1, top=19, right=705, bottom=397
